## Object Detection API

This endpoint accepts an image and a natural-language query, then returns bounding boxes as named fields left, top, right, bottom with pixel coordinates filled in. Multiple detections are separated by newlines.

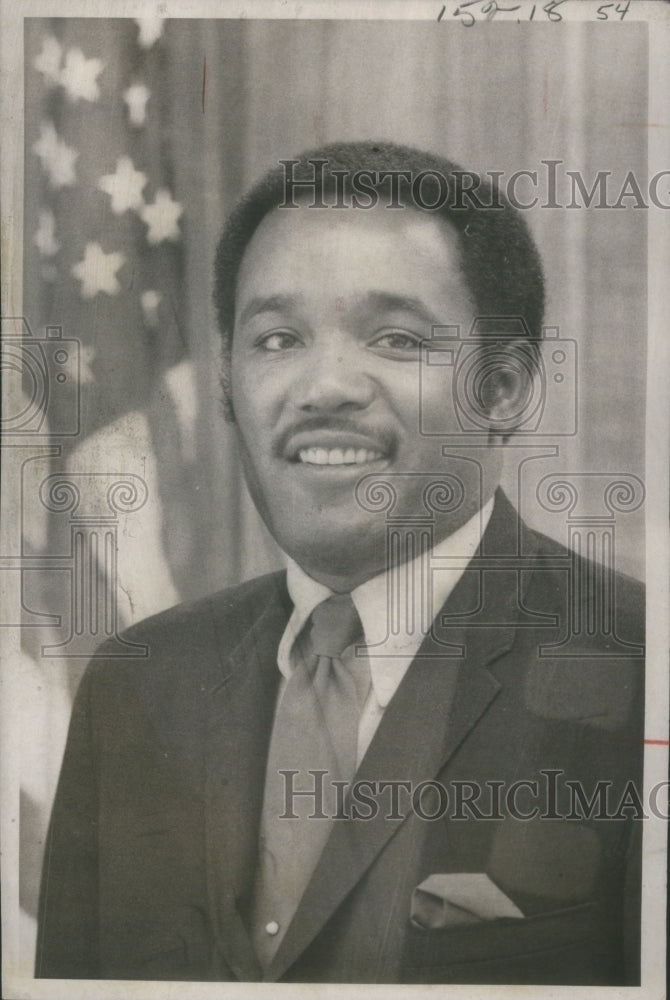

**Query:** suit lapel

left=203, top=575, right=289, bottom=981
left=267, top=491, right=535, bottom=981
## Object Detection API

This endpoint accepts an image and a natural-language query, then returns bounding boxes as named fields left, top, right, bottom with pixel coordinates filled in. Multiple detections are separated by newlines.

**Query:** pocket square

left=410, top=873, right=524, bottom=929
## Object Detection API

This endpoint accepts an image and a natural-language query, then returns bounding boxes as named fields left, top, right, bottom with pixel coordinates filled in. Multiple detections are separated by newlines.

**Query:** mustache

left=274, top=416, right=396, bottom=457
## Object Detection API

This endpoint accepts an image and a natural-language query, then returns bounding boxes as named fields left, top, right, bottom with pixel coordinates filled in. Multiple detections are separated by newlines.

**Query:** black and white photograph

left=1, top=2, right=668, bottom=997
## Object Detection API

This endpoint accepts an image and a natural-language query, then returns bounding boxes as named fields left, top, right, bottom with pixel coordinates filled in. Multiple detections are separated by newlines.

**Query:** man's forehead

left=237, top=289, right=445, bottom=328
left=236, top=201, right=466, bottom=286
left=251, top=198, right=461, bottom=241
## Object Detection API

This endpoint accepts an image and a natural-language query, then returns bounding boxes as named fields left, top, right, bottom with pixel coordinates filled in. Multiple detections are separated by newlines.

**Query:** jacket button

left=265, top=921, right=280, bottom=936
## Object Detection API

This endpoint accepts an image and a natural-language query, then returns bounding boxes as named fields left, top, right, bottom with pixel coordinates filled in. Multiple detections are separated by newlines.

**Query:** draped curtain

left=19, top=16, right=647, bottom=968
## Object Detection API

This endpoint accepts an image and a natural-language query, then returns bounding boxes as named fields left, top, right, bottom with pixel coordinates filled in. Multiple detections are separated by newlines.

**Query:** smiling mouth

left=297, top=447, right=384, bottom=467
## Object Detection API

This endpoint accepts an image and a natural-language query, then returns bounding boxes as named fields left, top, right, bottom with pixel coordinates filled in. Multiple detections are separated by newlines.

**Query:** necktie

left=250, top=594, right=369, bottom=967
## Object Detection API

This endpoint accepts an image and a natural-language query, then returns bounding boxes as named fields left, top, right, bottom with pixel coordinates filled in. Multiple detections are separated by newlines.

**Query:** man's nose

left=295, top=338, right=375, bottom=412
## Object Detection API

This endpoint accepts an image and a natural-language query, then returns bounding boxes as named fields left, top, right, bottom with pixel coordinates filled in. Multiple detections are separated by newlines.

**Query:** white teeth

left=298, top=447, right=382, bottom=466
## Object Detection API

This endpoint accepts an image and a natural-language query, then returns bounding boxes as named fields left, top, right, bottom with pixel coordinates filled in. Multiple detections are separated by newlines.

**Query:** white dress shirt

left=275, top=497, right=494, bottom=768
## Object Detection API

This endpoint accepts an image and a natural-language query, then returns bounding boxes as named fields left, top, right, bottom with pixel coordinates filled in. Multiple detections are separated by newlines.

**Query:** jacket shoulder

left=526, top=521, right=644, bottom=641
left=124, top=569, right=287, bottom=642
left=84, top=569, right=289, bottom=686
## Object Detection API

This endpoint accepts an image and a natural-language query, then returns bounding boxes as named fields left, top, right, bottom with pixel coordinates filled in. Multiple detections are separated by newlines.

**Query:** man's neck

left=287, top=494, right=497, bottom=594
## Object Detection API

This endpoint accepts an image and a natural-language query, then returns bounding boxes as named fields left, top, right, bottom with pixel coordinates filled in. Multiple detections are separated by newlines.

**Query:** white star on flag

left=140, top=290, right=162, bottom=326
left=136, top=16, right=164, bottom=49
left=123, top=83, right=151, bottom=127
left=98, top=156, right=147, bottom=214
left=33, top=121, right=78, bottom=188
left=72, top=242, right=125, bottom=299
left=34, top=209, right=60, bottom=256
left=33, top=36, right=63, bottom=86
left=141, top=189, right=183, bottom=244
left=59, top=47, right=104, bottom=102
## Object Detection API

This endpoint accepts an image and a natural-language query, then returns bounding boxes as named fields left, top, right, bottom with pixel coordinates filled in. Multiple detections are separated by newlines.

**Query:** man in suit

left=36, top=141, right=644, bottom=984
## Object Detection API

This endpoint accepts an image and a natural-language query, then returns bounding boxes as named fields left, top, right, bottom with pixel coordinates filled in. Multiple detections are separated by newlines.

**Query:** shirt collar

left=278, top=497, right=495, bottom=706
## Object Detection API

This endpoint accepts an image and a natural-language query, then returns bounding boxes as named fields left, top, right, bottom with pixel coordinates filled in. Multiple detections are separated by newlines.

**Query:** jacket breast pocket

left=401, top=902, right=614, bottom=985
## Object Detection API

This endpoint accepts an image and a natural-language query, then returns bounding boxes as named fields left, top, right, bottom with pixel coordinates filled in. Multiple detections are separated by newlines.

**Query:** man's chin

left=280, top=522, right=387, bottom=589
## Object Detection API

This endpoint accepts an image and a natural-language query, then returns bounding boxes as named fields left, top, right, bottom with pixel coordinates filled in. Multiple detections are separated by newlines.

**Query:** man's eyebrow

left=358, top=292, right=441, bottom=325
left=237, top=291, right=443, bottom=327
left=237, top=294, right=301, bottom=327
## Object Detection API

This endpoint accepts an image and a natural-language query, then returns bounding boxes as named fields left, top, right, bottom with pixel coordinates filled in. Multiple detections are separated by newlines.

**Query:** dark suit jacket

left=36, top=491, right=644, bottom=984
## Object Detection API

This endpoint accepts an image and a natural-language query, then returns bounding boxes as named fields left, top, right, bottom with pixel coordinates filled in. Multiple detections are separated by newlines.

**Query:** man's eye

left=370, top=329, right=423, bottom=352
left=257, top=331, right=301, bottom=351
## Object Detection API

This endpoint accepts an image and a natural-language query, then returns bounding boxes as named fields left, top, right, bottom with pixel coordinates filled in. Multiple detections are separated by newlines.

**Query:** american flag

left=20, top=17, right=201, bottom=961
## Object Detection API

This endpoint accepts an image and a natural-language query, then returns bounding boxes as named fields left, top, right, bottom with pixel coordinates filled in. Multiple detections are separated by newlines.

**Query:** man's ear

left=475, top=338, right=539, bottom=437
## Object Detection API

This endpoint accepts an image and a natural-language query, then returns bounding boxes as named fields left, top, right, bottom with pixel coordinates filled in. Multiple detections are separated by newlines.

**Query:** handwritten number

left=453, top=3, right=477, bottom=26
left=481, top=1, right=522, bottom=16
left=441, top=0, right=617, bottom=25
left=543, top=0, right=564, bottom=20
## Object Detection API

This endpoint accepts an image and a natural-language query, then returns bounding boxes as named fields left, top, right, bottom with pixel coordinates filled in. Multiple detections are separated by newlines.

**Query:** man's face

left=230, top=203, right=501, bottom=589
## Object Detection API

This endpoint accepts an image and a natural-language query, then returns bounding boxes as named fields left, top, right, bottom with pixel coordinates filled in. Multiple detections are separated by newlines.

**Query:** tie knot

left=309, top=594, right=363, bottom=658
